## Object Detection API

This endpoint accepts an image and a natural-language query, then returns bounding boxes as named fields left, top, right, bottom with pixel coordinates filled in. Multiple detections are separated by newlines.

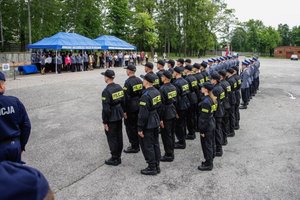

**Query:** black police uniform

left=201, top=70, right=210, bottom=82
left=219, top=78, right=232, bottom=145
left=156, top=69, right=165, bottom=87
left=147, top=71, right=160, bottom=90
left=226, top=75, right=237, bottom=137
left=0, top=93, right=31, bottom=163
left=212, top=83, right=225, bottom=156
left=102, top=82, right=125, bottom=164
left=138, top=86, right=162, bottom=174
left=123, top=76, right=143, bottom=152
left=185, top=74, right=199, bottom=139
left=233, top=72, right=242, bottom=129
left=173, top=77, right=190, bottom=148
left=198, top=95, right=215, bottom=170
left=159, top=82, right=177, bottom=161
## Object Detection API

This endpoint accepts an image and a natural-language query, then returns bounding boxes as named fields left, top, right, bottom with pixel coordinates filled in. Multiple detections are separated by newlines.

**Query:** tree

left=277, top=24, right=291, bottom=46
left=106, top=0, right=131, bottom=39
left=258, top=26, right=281, bottom=56
left=291, top=26, right=300, bottom=46
left=132, top=12, right=158, bottom=53
left=231, top=27, right=248, bottom=52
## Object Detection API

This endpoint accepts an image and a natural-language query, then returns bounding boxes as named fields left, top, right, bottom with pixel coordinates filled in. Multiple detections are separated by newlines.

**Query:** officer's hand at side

left=160, top=121, right=164, bottom=128
left=124, top=112, right=128, bottom=119
left=138, top=131, right=144, bottom=138
left=176, top=114, right=179, bottom=119
left=104, top=124, right=109, bottom=131
left=200, top=133, right=205, bottom=138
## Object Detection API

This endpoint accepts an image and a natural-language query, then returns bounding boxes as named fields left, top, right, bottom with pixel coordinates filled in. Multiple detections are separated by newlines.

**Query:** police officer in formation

left=101, top=69, right=125, bottom=166
left=101, top=55, right=260, bottom=174
left=0, top=72, right=31, bottom=163
left=138, top=73, right=162, bottom=175
left=159, top=70, right=177, bottom=162
left=123, top=65, right=143, bottom=153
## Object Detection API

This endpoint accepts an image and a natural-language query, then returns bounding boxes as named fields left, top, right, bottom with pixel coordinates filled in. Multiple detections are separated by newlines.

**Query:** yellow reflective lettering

left=182, top=84, right=189, bottom=91
left=133, top=84, right=143, bottom=92
left=112, top=90, right=124, bottom=100
left=152, top=95, right=161, bottom=105
left=167, top=91, right=177, bottom=99
left=139, top=101, right=146, bottom=106
left=220, top=92, right=225, bottom=100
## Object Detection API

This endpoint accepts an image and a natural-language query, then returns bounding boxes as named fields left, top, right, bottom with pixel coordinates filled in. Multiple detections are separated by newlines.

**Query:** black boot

left=160, top=154, right=174, bottom=162
left=239, top=105, right=247, bottom=109
left=227, top=131, right=235, bottom=137
left=123, top=146, right=140, bottom=153
left=141, top=164, right=158, bottom=175
left=105, top=157, right=121, bottom=166
left=222, top=137, right=228, bottom=146
left=156, top=163, right=161, bottom=174
left=215, top=146, right=223, bottom=157
left=198, top=160, right=213, bottom=171
left=174, top=141, right=186, bottom=149
left=186, top=134, right=196, bottom=140
left=234, top=124, right=240, bottom=130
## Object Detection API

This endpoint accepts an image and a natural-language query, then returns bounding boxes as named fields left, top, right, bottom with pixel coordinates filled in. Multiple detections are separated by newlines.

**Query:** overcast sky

left=225, top=0, right=300, bottom=28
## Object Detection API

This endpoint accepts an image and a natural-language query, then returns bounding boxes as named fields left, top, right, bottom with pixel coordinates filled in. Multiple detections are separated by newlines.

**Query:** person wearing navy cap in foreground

left=176, top=58, right=185, bottom=67
left=101, top=69, right=125, bottom=166
left=158, top=70, right=177, bottom=162
left=172, top=67, right=190, bottom=149
left=123, top=65, right=143, bottom=154
left=167, top=59, right=175, bottom=75
left=197, top=82, right=216, bottom=171
left=0, top=161, right=54, bottom=200
left=0, top=71, right=31, bottom=163
left=138, top=73, right=162, bottom=175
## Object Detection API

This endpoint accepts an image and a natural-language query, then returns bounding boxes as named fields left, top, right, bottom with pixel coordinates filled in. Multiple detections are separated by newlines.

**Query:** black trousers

left=201, top=129, right=214, bottom=162
left=175, top=110, right=187, bottom=144
left=124, top=112, right=139, bottom=149
left=57, top=64, right=62, bottom=74
left=215, top=117, right=223, bottom=149
left=105, top=120, right=123, bottom=159
left=77, top=63, right=82, bottom=71
left=229, top=106, right=236, bottom=134
left=241, top=88, right=248, bottom=105
left=139, top=128, right=161, bottom=165
left=254, top=77, right=259, bottom=92
left=84, top=62, right=88, bottom=71
left=161, top=118, right=175, bottom=156
left=222, top=109, right=230, bottom=142
left=71, top=64, right=76, bottom=72
left=187, top=104, right=196, bottom=136
left=235, top=92, right=241, bottom=127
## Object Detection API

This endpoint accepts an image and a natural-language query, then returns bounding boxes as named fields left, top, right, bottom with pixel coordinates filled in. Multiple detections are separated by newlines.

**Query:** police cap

left=101, top=69, right=115, bottom=78
left=140, top=73, right=156, bottom=83
left=124, top=64, right=136, bottom=72
left=162, top=70, right=173, bottom=79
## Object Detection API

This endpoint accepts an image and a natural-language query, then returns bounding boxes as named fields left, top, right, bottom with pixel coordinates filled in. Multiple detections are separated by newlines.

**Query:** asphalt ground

left=5, top=58, right=300, bottom=200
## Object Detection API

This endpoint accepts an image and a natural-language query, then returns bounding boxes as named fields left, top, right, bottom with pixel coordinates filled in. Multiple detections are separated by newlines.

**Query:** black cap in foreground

left=140, top=73, right=156, bottom=83
left=124, top=64, right=136, bottom=72
left=101, top=69, right=115, bottom=78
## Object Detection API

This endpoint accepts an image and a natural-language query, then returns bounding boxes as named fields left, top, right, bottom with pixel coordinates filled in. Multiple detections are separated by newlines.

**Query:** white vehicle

left=290, top=54, right=298, bottom=61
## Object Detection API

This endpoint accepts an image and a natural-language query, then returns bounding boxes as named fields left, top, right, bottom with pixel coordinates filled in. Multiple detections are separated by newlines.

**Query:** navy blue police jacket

left=0, top=94, right=31, bottom=151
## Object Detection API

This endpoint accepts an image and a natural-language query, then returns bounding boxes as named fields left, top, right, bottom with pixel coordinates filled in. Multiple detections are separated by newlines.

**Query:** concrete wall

left=0, top=52, right=31, bottom=68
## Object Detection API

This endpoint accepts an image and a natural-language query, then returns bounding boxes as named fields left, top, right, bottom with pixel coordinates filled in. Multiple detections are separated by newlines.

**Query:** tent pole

left=55, top=50, right=58, bottom=74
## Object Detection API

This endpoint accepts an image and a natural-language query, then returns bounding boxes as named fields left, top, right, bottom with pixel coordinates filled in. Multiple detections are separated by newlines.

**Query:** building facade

left=274, top=46, right=300, bottom=58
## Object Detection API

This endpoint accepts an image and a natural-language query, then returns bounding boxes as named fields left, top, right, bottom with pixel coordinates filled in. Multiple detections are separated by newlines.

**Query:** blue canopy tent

left=27, top=32, right=101, bottom=73
left=94, top=35, right=137, bottom=50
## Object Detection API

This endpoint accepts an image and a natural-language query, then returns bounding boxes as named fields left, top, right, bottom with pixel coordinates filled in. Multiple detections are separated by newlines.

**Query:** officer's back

left=0, top=72, right=31, bottom=162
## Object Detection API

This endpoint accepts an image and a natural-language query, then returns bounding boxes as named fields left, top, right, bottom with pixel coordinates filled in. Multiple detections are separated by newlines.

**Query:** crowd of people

left=101, top=55, right=260, bottom=175
left=31, top=51, right=150, bottom=74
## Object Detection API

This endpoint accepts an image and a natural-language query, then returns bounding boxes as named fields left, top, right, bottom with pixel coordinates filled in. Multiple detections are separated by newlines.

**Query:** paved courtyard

left=5, top=58, right=300, bottom=200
